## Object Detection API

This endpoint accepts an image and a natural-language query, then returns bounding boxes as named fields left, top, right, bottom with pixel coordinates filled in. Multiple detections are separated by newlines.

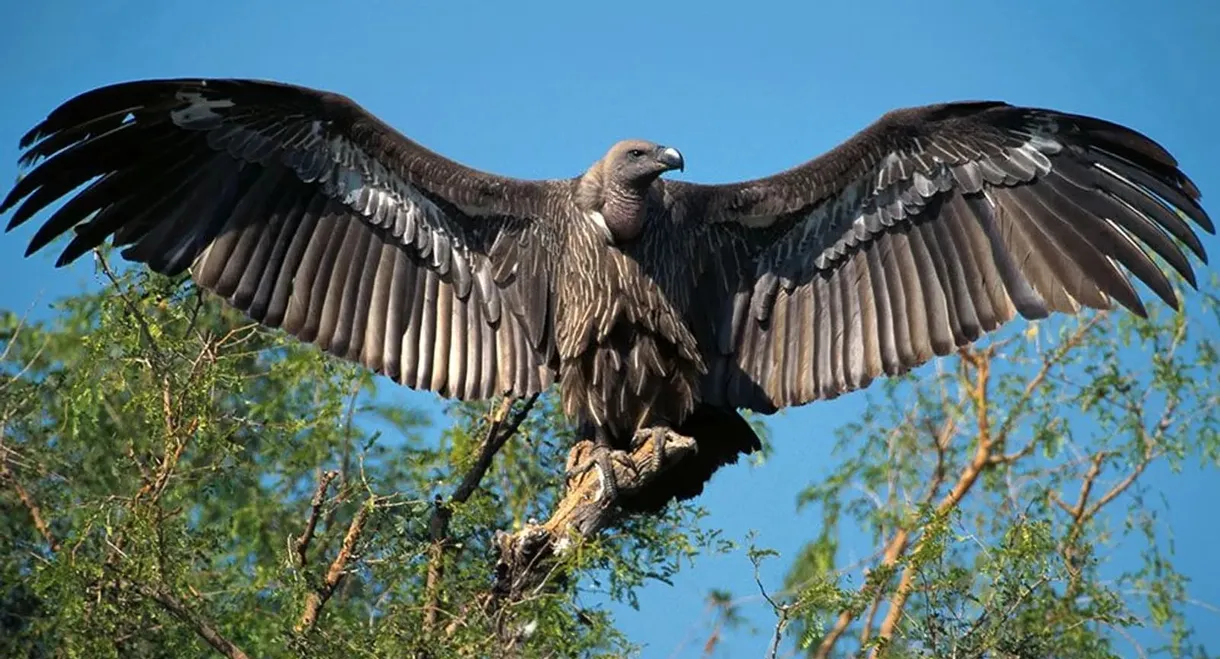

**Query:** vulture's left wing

left=670, top=102, right=1214, bottom=412
left=2, top=79, right=563, bottom=400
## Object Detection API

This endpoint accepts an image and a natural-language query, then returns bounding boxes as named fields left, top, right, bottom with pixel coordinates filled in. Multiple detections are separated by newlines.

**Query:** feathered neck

left=576, top=161, right=652, bottom=243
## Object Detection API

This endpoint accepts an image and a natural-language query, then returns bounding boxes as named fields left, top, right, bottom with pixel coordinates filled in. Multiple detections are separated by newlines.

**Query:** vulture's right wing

left=672, top=102, right=1214, bottom=412
left=2, top=78, right=562, bottom=400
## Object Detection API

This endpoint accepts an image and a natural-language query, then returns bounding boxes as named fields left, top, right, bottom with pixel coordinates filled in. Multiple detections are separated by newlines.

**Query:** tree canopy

left=3, top=254, right=1217, bottom=657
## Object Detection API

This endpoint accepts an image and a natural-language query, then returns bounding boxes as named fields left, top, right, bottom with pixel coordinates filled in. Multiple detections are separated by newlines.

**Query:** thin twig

left=0, top=416, right=58, bottom=551
left=95, top=251, right=165, bottom=365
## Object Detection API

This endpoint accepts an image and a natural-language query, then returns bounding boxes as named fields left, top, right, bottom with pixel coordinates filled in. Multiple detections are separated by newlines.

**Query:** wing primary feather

left=792, top=282, right=814, bottom=403
left=963, top=193, right=1050, bottom=319
left=442, top=278, right=465, bottom=397
left=514, top=310, right=533, bottom=394
left=73, top=152, right=239, bottom=267
left=335, top=223, right=382, bottom=361
left=985, top=188, right=1080, bottom=314
left=1052, top=161, right=1200, bottom=283
left=813, top=274, right=833, bottom=397
left=905, top=218, right=954, bottom=355
left=771, top=288, right=794, bottom=405
left=1055, top=157, right=1211, bottom=262
left=283, top=203, right=342, bottom=339
left=382, top=245, right=412, bottom=381
left=919, top=215, right=976, bottom=343
left=362, top=240, right=397, bottom=372
left=214, top=167, right=289, bottom=298
left=22, top=137, right=200, bottom=254
left=864, top=242, right=901, bottom=375
left=230, top=178, right=296, bottom=310
left=6, top=122, right=182, bottom=227
left=267, top=193, right=327, bottom=329
left=416, top=273, right=441, bottom=391
left=893, top=227, right=935, bottom=363
left=1086, top=149, right=1212, bottom=233
left=826, top=267, right=847, bottom=393
left=314, top=215, right=366, bottom=350
left=853, top=249, right=880, bottom=386
left=1003, top=185, right=1145, bottom=314
left=944, top=192, right=1009, bottom=330
left=247, top=189, right=308, bottom=323
left=464, top=286, right=483, bottom=400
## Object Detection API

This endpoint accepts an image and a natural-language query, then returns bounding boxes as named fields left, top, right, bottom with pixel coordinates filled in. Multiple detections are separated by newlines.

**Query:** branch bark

left=1, top=417, right=58, bottom=551
left=134, top=582, right=251, bottom=659
left=297, top=495, right=373, bottom=633
left=295, top=469, right=338, bottom=568
left=0, top=456, right=58, bottom=551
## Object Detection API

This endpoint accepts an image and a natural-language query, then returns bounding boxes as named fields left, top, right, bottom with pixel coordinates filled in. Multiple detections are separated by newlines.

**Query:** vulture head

left=579, top=139, right=684, bottom=243
left=607, top=139, right=685, bottom=185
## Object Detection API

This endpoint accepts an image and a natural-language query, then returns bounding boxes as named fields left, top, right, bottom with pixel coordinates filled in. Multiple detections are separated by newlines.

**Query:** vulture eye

left=628, top=149, right=646, bottom=158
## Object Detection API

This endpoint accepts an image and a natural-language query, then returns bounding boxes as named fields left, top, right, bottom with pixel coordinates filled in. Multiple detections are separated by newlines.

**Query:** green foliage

left=761, top=281, right=1220, bottom=658
left=4, top=255, right=1218, bottom=658
left=0, top=259, right=724, bottom=658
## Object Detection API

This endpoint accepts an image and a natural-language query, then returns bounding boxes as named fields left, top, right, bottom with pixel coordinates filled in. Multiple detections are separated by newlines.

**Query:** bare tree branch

left=869, top=346, right=999, bottom=653
left=295, top=470, right=338, bottom=568
left=133, top=582, right=250, bottom=659
left=297, top=495, right=374, bottom=632
left=0, top=443, right=58, bottom=551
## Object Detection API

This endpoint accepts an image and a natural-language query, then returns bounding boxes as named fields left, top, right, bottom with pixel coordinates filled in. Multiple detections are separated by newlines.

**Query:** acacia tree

left=0, top=254, right=724, bottom=658
left=4, top=250, right=1218, bottom=658
left=698, top=281, right=1220, bottom=657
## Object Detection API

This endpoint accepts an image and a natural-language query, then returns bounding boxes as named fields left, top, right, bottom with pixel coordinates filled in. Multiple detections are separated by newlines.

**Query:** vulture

left=2, top=79, right=1213, bottom=513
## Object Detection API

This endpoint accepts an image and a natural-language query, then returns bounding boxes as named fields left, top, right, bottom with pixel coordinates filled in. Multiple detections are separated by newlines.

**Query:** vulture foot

left=565, top=443, right=641, bottom=503
left=496, top=428, right=699, bottom=604
left=629, top=426, right=697, bottom=476
left=564, top=427, right=697, bottom=504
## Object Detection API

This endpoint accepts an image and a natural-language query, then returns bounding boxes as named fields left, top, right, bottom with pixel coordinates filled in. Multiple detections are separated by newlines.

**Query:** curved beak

left=656, top=145, right=685, bottom=172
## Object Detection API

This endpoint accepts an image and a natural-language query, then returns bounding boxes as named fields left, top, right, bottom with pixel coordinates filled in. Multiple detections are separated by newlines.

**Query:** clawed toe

left=629, top=427, right=696, bottom=474
left=565, top=443, right=640, bottom=503
left=563, top=428, right=698, bottom=505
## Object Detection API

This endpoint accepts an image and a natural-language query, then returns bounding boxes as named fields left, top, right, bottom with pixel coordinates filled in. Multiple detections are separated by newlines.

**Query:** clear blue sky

left=2, top=0, right=1218, bottom=656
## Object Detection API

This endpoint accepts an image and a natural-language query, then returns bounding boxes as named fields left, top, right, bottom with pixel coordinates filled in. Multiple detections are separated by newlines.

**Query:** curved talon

left=565, top=443, right=639, bottom=502
left=630, top=427, right=696, bottom=475
left=564, top=427, right=698, bottom=504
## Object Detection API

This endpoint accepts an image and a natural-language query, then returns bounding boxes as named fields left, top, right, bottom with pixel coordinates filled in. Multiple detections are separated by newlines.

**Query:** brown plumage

left=3, top=80, right=1214, bottom=513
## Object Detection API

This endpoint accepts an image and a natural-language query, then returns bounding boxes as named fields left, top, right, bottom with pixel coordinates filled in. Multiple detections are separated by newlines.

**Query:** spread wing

left=672, top=102, right=1214, bottom=412
left=2, top=78, right=563, bottom=400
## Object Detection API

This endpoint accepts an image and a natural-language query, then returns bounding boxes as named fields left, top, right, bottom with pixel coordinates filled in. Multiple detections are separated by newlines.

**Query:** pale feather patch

left=761, top=129, right=1066, bottom=281
left=169, top=91, right=235, bottom=127
left=587, top=210, right=614, bottom=243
